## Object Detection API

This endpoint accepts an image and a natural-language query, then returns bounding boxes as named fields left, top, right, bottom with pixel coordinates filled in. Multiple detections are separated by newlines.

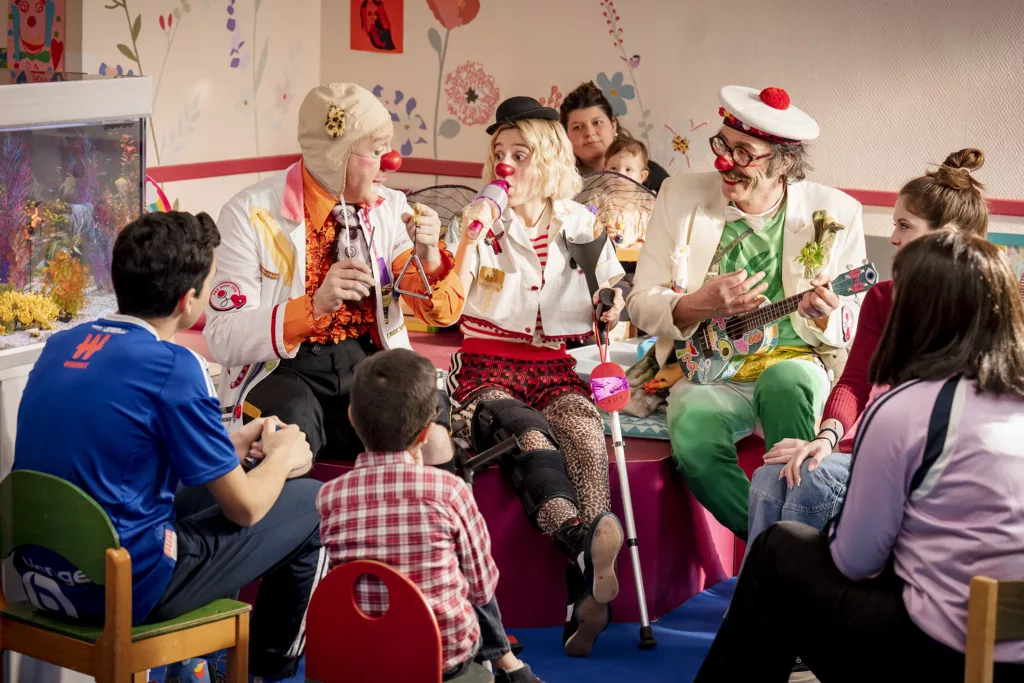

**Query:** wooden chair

left=305, top=559, right=491, bottom=683
left=964, top=576, right=1024, bottom=683
left=0, top=470, right=250, bottom=683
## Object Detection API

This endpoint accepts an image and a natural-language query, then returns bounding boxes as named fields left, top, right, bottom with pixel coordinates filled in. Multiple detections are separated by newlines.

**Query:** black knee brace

left=472, top=399, right=578, bottom=527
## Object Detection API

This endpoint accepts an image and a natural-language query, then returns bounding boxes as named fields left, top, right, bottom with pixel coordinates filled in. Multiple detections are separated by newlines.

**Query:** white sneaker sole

left=590, top=514, right=623, bottom=604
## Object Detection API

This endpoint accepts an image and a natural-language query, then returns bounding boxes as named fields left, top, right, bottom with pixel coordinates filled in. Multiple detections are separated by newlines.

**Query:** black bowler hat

left=486, top=96, right=560, bottom=135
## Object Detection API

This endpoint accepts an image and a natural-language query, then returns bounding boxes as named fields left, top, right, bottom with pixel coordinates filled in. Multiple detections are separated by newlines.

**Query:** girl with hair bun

left=748, top=149, right=990, bottom=546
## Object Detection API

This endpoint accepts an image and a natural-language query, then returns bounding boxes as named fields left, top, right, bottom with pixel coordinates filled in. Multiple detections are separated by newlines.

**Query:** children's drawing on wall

left=374, top=85, right=427, bottom=156
left=426, top=0, right=481, bottom=167
left=351, top=0, right=403, bottom=53
left=6, top=0, right=66, bottom=72
left=599, top=0, right=652, bottom=145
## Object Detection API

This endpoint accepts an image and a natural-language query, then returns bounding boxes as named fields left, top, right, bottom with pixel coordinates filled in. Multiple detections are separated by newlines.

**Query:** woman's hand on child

left=312, top=258, right=376, bottom=317
left=764, top=437, right=833, bottom=489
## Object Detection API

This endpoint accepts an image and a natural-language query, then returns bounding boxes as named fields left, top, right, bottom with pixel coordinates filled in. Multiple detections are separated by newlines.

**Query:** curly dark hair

left=111, top=211, right=221, bottom=318
left=559, top=81, right=616, bottom=128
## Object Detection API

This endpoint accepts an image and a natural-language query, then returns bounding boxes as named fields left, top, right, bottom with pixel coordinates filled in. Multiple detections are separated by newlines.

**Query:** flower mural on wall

left=426, top=0, right=479, bottom=29
left=374, top=85, right=428, bottom=157
left=538, top=85, right=563, bottom=109
left=223, top=0, right=268, bottom=154
left=265, top=40, right=302, bottom=133
left=594, top=72, right=634, bottom=116
left=425, top=0, right=482, bottom=174
left=226, top=0, right=250, bottom=70
left=103, top=0, right=192, bottom=165
left=664, top=119, right=708, bottom=171
left=598, top=0, right=653, bottom=144
left=444, top=61, right=499, bottom=127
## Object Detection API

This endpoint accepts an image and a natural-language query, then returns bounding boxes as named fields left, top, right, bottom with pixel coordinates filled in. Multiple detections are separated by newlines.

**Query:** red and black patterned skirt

left=447, top=338, right=591, bottom=409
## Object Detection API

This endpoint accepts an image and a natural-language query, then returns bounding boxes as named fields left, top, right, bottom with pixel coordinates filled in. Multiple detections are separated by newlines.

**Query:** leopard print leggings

left=454, top=388, right=612, bottom=533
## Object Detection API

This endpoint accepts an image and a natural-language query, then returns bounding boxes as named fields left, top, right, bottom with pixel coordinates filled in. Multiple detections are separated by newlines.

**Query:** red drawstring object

left=380, top=150, right=403, bottom=172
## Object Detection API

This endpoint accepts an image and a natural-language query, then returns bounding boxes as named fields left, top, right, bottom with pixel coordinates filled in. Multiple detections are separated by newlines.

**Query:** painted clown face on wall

left=15, top=1, right=49, bottom=55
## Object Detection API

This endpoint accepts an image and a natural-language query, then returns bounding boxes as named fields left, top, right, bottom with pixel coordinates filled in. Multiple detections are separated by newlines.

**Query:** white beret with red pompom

left=718, top=86, right=820, bottom=144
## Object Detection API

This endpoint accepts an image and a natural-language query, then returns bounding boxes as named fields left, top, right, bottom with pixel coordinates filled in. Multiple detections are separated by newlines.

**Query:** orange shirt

left=282, top=164, right=465, bottom=350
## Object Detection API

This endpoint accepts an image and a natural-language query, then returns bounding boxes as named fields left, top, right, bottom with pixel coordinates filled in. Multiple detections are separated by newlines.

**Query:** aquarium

left=0, top=70, right=152, bottom=350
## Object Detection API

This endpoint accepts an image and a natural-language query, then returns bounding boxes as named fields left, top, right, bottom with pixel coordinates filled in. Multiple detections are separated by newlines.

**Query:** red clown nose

left=380, top=150, right=403, bottom=172
left=714, top=155, right=735, bottom=172
left=495, top=163, right=515, bottom=178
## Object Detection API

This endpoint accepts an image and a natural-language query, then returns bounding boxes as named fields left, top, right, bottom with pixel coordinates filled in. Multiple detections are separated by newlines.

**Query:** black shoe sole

left=563, top=595, right=610, bottom=658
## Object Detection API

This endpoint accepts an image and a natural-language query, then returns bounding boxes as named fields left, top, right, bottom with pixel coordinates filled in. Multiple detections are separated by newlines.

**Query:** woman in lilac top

left=696, top=231, right=1024, bottom=683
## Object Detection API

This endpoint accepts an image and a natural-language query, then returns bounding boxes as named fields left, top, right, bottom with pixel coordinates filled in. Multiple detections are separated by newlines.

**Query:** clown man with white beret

left=627, top=86, right=867, bottom=539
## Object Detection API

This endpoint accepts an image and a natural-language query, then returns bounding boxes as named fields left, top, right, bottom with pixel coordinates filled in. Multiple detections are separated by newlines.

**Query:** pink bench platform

left=309, top=436, right=764, bottom=628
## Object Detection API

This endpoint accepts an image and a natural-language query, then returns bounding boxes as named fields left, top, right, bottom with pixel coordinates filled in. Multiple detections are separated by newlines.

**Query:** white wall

left=321, top=0, right=1024, bottom=236
left=81, top=0, right=322, bottom=217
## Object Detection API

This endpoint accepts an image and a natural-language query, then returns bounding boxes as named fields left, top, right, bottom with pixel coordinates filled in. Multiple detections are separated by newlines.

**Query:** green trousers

left=666, top=359, right=830, bottom=538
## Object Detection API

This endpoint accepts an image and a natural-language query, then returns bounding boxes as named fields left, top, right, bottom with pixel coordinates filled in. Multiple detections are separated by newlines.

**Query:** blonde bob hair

left=483, top=119, right=582, bottom=201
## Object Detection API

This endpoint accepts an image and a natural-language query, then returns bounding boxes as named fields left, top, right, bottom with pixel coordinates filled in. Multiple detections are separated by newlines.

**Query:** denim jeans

left=442, top=596, right=511, bottom=680
left=747, top=452, right=851, bottom=552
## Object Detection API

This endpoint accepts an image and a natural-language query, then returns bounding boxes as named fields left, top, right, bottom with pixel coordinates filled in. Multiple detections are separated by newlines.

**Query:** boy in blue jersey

left=13, top=211, right=324, bottom=681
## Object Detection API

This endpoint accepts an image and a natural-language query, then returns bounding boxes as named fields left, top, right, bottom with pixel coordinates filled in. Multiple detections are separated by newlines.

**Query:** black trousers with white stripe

left=149, top=479, right=327, bottom=679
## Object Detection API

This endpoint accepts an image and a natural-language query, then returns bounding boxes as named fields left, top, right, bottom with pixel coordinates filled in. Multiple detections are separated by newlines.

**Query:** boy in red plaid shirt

left=317, top=349, right=541, bottom=682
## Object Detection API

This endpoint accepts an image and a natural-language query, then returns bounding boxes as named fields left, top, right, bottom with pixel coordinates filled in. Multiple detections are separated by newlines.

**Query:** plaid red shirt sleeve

left=448, top=477, right=499, bottom=606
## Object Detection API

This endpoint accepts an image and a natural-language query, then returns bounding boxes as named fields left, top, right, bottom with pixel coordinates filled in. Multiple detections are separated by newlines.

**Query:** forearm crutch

left=593, top=288, right=657, bottom=649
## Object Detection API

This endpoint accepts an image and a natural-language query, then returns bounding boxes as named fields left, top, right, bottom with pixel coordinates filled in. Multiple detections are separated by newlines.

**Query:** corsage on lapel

left=484, top=228, right=504, bottom=255
left=795, top=210, right=846, bottom=279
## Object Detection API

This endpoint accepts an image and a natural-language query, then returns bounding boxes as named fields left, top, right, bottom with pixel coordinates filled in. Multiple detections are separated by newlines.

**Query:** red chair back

left=305, top=560, right=444, bottom=683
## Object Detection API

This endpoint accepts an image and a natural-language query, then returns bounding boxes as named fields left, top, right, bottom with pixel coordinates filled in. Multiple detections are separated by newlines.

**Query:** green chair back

left=0, top=470, right=119, bottom=584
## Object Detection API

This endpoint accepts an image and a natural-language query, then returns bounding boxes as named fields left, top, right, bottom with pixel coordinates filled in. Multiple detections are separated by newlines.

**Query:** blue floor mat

left=507, top=578, right=735, bottom=683
left=150, top=579, right=735, bottom=683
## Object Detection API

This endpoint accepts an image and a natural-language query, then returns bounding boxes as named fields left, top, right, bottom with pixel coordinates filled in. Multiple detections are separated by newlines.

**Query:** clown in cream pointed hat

left=718, top=86, right=820, bottom=144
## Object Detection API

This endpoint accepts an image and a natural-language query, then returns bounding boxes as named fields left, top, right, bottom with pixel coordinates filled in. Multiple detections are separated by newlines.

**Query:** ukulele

left=675, top=262, right=878, bottom=384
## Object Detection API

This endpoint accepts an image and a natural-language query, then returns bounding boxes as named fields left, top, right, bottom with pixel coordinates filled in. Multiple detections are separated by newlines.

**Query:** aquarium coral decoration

left=0, top=134, right=36, bottom=289
left=0, top=290, right=60, bottom=336
left=91, top=134, right=142, bottom=290
left=42, top=251, right=90, bottom=321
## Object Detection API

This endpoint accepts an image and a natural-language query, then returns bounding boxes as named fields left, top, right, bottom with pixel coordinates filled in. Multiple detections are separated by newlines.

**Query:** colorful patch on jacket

left=841, top=305, right=853, bottom=342
left=209, top=282, right=247, bottom=311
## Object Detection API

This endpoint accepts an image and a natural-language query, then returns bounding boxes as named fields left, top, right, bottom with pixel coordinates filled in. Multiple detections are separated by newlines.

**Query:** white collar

left=724, top=189, right=786, bottom=232
left=103, top=313, right=161, bottom=339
